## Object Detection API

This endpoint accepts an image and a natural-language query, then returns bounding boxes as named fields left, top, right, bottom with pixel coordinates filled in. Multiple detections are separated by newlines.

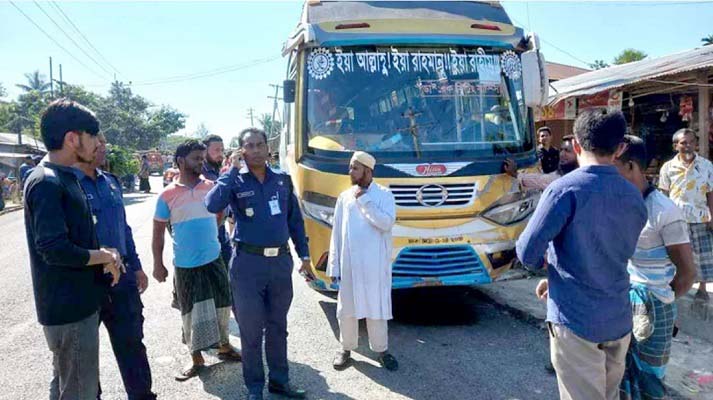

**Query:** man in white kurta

left=327, top=151, right=398, bottom=371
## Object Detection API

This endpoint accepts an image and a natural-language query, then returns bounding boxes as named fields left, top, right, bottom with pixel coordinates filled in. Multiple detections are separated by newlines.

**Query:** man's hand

left=535, top=279, right=549, bottom=301
left=231, top=151, right=241, bottom=169
left=153, top=262, right=169, bottom=283
left=99, top=247, right=123, bottom=287
left=298, top=259, right=314, bottom=282
left=136, top=270, right=149, bottom=294
left=503, top=158, right=518, bottom=178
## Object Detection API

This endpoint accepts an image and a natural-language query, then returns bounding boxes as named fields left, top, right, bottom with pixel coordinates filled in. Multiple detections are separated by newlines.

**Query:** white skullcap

left=350, top=151, right=376, bottom=170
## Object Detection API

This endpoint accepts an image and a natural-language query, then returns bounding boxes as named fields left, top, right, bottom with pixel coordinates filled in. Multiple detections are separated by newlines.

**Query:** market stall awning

left=548, top=46, right=713, bottom=105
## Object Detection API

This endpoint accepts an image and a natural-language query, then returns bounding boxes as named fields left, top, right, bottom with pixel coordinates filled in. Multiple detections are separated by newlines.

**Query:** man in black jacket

left=24, top=99, right=123, bottom=400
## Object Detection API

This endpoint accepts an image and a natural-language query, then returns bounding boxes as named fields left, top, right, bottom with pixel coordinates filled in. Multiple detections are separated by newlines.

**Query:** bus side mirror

left=522, top=50, right=549, bottom=107
left=283, top=80, right=296, bottom=104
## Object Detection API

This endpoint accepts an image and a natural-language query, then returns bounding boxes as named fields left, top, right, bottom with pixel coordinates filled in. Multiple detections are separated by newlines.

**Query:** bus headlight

left=301, top=191, right=337, bottom=227
left=481, top=191, right=540, bottom=226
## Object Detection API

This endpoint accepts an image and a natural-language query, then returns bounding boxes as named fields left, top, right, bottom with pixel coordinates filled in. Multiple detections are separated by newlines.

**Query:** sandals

left=217, top=348, right=242, bottom=362
left=175, top=364, right=204, bottom=382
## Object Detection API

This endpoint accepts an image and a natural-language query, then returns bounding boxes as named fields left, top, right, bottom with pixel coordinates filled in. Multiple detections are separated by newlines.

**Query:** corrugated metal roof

left=549, top=46, right=713, bottom=104
left=0, top=132, right=47, bottom=152
left=546, top=61, right=590, bottom=81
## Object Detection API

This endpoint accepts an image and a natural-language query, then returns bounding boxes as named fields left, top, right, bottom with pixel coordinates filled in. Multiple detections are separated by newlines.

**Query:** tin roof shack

left=0, top=132, right=47, bottom=178
left=541, top=46, right=713, bottom=175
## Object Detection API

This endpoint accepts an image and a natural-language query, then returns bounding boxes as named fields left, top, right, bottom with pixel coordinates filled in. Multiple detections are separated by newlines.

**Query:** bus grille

left=392, top=245, right=486, bottom=278
left=389, top=183, right=476, bottom=208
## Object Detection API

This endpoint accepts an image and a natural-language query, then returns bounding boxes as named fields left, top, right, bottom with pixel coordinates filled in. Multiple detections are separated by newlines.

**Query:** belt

left=237, top=242, right=290, bottom=258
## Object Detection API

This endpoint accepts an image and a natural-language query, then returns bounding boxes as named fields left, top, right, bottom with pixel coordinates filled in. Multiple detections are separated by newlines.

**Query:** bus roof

left=284, top=1, right=525, bottom=54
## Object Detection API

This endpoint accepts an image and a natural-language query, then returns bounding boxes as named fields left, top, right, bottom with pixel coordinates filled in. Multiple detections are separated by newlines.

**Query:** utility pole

left=58, top=64, right=63, bottom=95
left=267, top=84, right=283, bottom=142
left=246, top=108, right=255, bottom=127
left=49, top=57, right=54, bottom=98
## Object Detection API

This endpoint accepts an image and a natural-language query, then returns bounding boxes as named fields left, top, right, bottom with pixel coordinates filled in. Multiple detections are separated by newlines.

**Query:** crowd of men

left=23, top=98, right=397, bottom=400
left=20, top=95, right=712, bottom=400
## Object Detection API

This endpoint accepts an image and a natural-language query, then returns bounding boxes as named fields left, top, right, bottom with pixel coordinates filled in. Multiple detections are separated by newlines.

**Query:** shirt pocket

left=235, top=197, right=259, bottom=221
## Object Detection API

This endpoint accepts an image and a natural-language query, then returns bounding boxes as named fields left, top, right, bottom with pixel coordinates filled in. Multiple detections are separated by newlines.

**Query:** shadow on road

left=197, top=355, right=355, bottom=400
left=122, top=193, right=155, bottom=206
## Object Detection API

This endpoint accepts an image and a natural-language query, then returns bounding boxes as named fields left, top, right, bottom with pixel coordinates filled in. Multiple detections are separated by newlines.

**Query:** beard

left=559, top=161, right=578, bottom=175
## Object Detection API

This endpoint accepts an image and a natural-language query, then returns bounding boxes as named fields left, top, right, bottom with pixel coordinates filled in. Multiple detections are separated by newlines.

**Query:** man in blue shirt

left=516, top=110, right=647, bottom=400
left=19, top=155, right=35, bottom=185
left=201, top=134, right=232, bottom=266
left=206, top=128, right=311, bottom=400
left=74, top=132, right=156, bottom=400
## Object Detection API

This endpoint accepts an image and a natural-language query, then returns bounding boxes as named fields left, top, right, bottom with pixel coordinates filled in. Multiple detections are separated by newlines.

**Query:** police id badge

left=246, top=208, right=255, bottom=217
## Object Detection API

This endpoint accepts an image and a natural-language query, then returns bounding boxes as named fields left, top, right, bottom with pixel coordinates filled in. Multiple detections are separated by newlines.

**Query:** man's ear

left=572, top=137, right=583, bottom=155
left=64, top=130, right=80, bottom=150
left=613, top=142, right=628, bottom=160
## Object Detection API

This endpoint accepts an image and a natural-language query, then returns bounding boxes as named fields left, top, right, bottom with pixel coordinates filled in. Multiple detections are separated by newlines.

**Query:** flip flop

left=175, top=364, right=204, bottom=382
left=217, top=348, right=242, bottom=362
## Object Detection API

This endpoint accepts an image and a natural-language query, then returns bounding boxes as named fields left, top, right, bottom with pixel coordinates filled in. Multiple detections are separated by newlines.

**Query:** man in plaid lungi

left=616, top=135, right=696, bottom=399
left=659, top=128, right=713, bottom=302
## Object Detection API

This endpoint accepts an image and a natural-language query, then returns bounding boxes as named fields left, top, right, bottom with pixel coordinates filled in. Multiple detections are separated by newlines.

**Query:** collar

left=675, top=153, right=698, bottom=167
left=42, top=161, right=81, bottom=176
left=241, top=165, right=275, bottom=182
left=174, top=177, right=206, bottom=189
left=72, top=167, right=104, bottom=181
left=578, top=164, right=618, bottom=174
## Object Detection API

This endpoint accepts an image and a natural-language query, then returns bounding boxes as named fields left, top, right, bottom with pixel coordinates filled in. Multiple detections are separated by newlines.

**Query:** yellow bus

left=280, top=1, right=548, bottom=291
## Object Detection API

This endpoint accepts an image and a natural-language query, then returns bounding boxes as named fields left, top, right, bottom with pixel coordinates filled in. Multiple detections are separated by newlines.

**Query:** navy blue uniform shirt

left=74, top=168, right=142, bottom=290
left=516, top=165, right=647, bottom=343
left=205, top=166, right=309, bottom=258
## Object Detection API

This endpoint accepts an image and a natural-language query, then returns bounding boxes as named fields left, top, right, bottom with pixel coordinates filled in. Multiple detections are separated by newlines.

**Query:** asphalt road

left=0, top=176, right=559, bottom=400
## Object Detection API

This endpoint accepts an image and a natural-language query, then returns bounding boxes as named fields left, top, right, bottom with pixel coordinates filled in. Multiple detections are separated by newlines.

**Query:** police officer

left=74, top=133, right=156, bottom=400
left=205, top=128, right=312, bottom=400
left=201, top=134, right=233, bottom=266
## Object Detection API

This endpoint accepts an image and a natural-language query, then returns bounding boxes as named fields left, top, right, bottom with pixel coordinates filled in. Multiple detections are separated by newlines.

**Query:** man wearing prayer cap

left=328, top=151, right=399, bottom=371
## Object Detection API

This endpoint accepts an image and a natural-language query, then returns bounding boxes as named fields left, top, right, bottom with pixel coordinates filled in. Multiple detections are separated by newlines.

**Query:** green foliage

left=613, top=49, right=647, bottom=65
left=164, top=134, right=194, bottom=153
left=589, top=60, right=609, bottom=70
left=0, top=82, right=6, bottom=98
left=16, top=71, right=51, bottom=93
left=193, top=122, right=210, bottom=139
left=106, top=144, right=139, bottom=177
left=703, top=34, right=713, bottom=46
left=0, top=75, right=186, bottom=151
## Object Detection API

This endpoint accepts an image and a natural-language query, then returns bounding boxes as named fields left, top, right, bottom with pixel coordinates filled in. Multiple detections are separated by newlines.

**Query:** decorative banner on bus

left=306, top=47, right=521, bottom=82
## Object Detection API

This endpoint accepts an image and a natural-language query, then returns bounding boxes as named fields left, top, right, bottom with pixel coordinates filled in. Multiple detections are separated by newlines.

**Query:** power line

left=509, top=15, right=593, bottom=67
left=48, top=1, right=122, bottom=78
left=33, top=1, right=113, bottom=78
left=131, top=56, right=281, bottom=86
left=8, top=0, right=109, bottom=81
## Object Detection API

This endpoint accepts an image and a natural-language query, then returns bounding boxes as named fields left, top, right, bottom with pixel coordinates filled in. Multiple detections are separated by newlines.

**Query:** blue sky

left=1, top=1, right=712, bottom=143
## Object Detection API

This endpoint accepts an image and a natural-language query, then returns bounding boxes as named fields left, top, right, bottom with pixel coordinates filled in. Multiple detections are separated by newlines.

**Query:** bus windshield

left=304, top=47, right=533, bottom=160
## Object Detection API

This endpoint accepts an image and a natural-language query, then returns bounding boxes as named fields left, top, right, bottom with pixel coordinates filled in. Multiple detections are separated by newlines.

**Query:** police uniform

left=205, top=166, right=309, bottom=397
left=74, top=168, right=156, bottom=400
left=202, top=163, right=233, bottom=266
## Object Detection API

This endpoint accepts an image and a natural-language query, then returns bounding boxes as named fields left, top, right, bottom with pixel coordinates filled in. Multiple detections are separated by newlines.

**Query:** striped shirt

left=629, top=189, right=690, bottom=304
left=154, top=179, right=220, bottom=268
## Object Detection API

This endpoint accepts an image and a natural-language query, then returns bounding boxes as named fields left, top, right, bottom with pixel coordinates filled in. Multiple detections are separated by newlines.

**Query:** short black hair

left=619, top=135, right=648, bottom=170
left=238, top=128, right=268, bottom=147
left=202, top=134, right=223, bottom=147
left=40, top=98, right=99, bottom=151
left=174, top=139, right=206, bottom=165
left=573, top=110, right=626, bottom=156
left=561, top=135, right=574, bottom=143
left=537, top=126, right=552, bottom=135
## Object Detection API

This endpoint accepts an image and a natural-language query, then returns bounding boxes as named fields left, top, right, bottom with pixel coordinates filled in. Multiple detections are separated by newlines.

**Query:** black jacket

left=24, top=162, right=106, bottom=326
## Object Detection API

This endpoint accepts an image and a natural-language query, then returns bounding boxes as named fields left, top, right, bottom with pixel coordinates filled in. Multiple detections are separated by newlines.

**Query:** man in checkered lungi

left=616, top=135, right=696, bottom=399
left=659, top=128, right=713, bottom=302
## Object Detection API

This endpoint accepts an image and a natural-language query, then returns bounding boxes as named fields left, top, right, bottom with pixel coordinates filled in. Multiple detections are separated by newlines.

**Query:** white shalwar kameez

left=327, top=182, right=396, bottom=352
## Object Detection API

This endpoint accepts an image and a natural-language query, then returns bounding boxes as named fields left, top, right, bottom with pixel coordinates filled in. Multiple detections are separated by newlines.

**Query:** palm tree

left=613, top=49, right=647, bottom=65
left=702, top=34, right=713, bottom=46
left=589, top=60, right=609, bottom=70
left=16, top=70, right=51, bottom=93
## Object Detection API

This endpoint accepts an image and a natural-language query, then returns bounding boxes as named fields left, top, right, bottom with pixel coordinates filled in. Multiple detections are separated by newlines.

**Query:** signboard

left=306, top=48, right=521, bottom=83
